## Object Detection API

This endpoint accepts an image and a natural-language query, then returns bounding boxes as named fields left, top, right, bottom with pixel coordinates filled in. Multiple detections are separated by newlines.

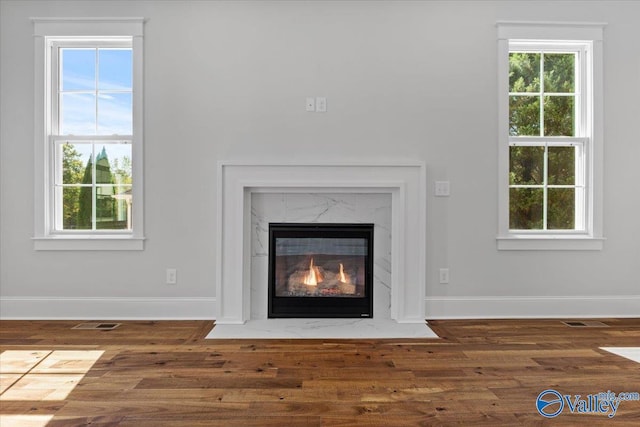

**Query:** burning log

left=338, top=281, right=356, bottom=295
left=286, top=258, right=357, bottom=296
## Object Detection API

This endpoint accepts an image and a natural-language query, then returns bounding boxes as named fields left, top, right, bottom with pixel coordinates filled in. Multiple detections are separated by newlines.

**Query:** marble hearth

left=215, top=162, right=427, bottom=328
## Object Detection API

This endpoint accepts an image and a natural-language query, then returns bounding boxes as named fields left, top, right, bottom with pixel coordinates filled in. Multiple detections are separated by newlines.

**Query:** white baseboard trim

left=0, top=297, right=217, bottom=320
left=2, top=296, right=637, bottom=321
left=425, top=296, right=640, bottom=319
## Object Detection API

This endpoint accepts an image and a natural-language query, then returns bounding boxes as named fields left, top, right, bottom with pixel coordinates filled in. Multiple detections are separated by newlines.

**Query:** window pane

left=61, top=143, right=92, bottom=184
left=509, top=52, right=540, bottom=92
left=544, top=96, right=574, bottom=136
left=61, top=186, right=90, bottom=230
left=60, top=48, right=95, bottom=91
left=77, top=185, right=94, bottom=229
left=510, top=188, right=543, bottom=230
left=97, top=93, right=132, bottom=135
left=509, top=95, right=540, bottom=136
left=548, top=188, right=575, bottom=229
left=544, top=53, right=574, bottom=93
left=109, top=145, right=133, bottom=185
left=113, top=186, right=132, bottom=230
left=510, top=146, right=544, bottom=185
left=60, top=93, right=96, bottom=134
left=93, top=144, right=132, bottom=184
left=96, top=186, right=131, bottom=230
left=98, top=49, right=132, bottom=90
left=548, top=146, right=575, bottom=185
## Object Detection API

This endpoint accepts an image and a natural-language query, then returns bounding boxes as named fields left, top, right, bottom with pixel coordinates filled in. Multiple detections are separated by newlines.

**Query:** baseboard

left=425, top=295, right=640, bottom=319
left=0, top=297, right=217, bottom=320
left=2, top=295, right=637, bottom=320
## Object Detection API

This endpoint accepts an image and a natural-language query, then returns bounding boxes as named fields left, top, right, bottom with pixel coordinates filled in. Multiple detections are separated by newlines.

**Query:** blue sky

left=60, top=48, right=132, bottom=135
left=59, top=48, right=133, bottom=181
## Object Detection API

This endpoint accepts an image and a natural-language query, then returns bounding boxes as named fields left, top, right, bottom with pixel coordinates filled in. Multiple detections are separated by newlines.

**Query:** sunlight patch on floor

left=0, top=415, right=54, bottom=427
left=0, top=350, right=103, bottom=401
left=600, top=347, right=640, bottom=364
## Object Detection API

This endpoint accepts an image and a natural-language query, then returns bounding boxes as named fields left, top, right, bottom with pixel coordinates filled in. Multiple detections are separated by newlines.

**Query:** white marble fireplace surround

left=250, top=192, right=393, bottom=320
left=213, top=162, right=428, bottom=337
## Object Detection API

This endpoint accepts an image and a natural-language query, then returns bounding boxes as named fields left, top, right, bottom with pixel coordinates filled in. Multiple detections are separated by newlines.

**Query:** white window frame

left=496, top=22, right=606, bottom=250
left=32, top=18, right=145, bottom=250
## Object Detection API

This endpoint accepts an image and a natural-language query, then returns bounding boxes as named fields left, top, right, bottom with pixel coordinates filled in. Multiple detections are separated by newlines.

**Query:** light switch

left=316, top=97, right=327, bottom=112
left=435, top=181, right=450, bottom=197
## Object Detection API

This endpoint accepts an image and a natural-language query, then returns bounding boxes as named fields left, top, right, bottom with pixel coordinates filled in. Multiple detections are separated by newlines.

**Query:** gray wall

left=1, top=0, right=639, bottom=318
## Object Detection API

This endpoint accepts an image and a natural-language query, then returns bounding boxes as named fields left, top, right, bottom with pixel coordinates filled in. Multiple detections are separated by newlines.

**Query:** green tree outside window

left=509, top=51, right=577, bottom=230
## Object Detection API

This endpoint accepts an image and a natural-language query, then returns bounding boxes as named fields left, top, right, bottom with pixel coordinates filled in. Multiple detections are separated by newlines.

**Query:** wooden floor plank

left=1, top=318, right=639, bottom=425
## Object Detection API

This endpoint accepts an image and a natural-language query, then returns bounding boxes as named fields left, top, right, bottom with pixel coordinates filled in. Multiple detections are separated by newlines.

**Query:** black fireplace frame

left=268, top=223, right=374, bottom=318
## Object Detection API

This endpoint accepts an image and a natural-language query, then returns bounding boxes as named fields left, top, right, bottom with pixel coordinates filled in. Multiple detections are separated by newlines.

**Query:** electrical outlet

left=166, top=268, right=177, bottom=284
left=306, top=97, right=315, bottom=112
left=439, top=268, right=450, bottom=284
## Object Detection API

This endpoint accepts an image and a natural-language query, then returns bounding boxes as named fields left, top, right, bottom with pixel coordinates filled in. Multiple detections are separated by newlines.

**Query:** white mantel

left=216, top=161, right=427, bottom=324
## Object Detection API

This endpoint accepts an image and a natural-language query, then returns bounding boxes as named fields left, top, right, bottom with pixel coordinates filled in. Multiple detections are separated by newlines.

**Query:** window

left=32, top=18, right=144, bottom=250
left=509, top=43, right=586, bottom=231
left=54, top=43, right=133, bottom=231
left=497, top=22, right=605, bottom=250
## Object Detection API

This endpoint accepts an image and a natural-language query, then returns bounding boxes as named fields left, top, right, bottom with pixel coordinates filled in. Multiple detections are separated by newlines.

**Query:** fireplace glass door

left=268, top=223, right=374, bottom=318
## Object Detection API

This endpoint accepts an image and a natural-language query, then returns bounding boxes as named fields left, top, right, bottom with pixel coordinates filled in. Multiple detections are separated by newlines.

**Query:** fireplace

left=268, top=223, right=374, bottom=318
left=216, top=162, right=427, bottom=324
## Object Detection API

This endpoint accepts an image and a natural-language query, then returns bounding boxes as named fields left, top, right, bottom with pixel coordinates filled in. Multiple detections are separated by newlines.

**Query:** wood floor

left=1, top=319, right=639, bottom=426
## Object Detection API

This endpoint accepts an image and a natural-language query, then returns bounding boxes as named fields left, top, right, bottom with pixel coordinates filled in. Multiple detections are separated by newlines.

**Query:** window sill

left=33, top=235, right=145, bottom=251
left=497, top=235, right=605, bottom=251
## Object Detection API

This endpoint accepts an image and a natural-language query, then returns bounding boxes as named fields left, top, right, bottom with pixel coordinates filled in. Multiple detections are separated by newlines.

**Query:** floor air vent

left=72, top=322, right=121, bottom=330
left=562, top=320, right=609, bottom=328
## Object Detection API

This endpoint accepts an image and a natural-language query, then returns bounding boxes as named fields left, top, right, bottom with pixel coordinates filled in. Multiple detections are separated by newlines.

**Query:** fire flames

left=339, top=263, right=348, bottom=283
left=302, top=258, right=350, bottom=286
left=302, top=258, right=323, bottom=286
